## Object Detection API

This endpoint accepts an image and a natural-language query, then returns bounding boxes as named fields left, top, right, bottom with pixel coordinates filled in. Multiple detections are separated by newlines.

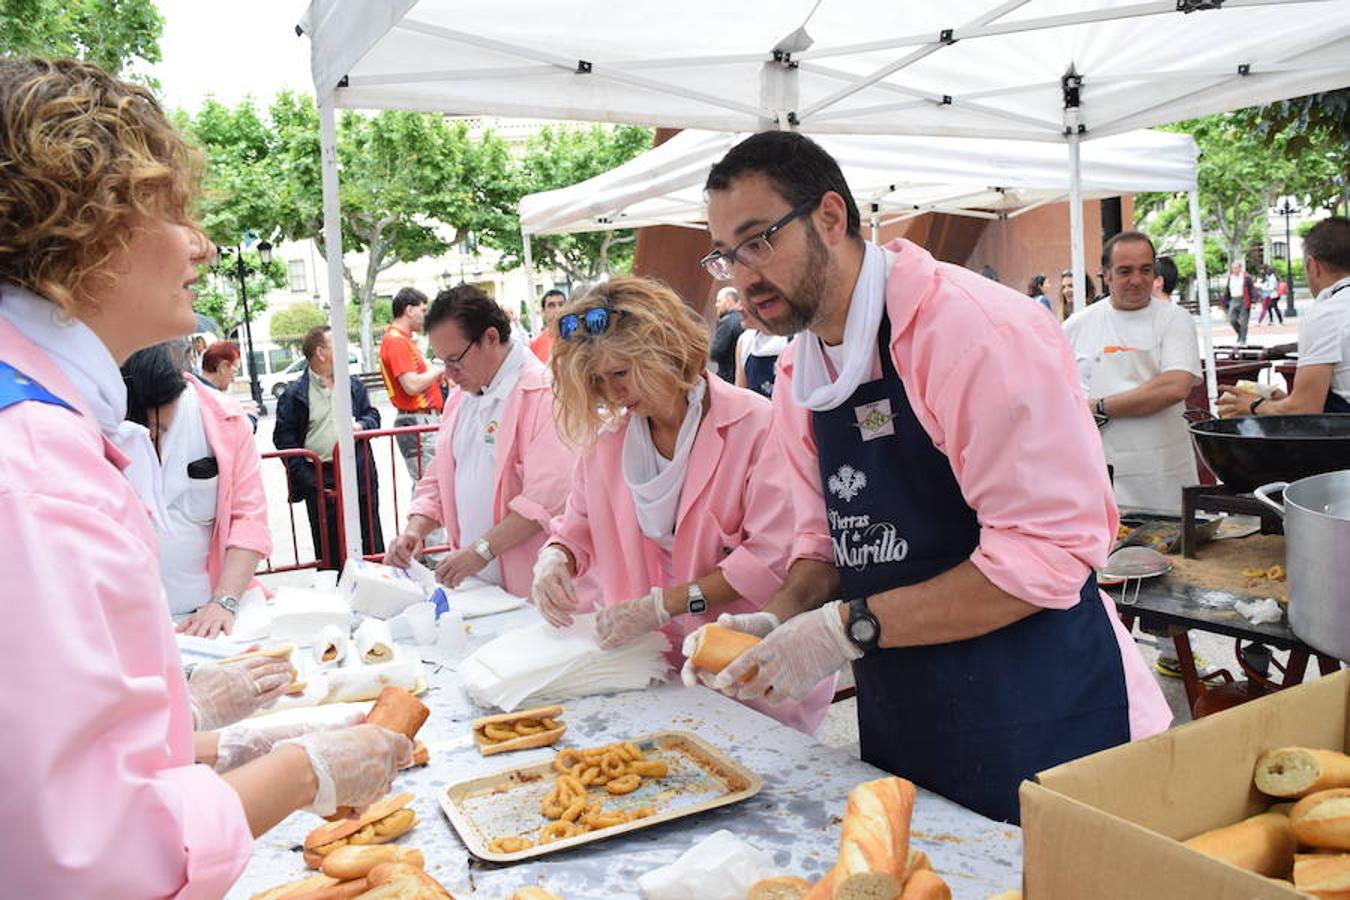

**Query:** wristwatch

left=1250, top=397, right=1266, bottom=415
left=208, top=594, right=239, bottom=615
left=1094, top=397, right=1109, bottom=422
left=845, top=597, right=881, bottom=654
left=686, top=582, right=708, bottom=616
left=473, top=537, right=495, bottom=563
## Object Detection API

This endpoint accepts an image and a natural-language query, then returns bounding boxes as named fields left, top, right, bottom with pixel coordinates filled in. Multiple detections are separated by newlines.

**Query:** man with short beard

left=691, top=131, right=1169, bottom=824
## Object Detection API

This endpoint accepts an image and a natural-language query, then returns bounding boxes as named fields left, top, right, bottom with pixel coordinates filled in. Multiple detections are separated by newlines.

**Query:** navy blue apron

left=0, top=360, right=77, bottom=414
left=743, top=352, right=779, bottom=400
left=811, top=312, right=1130, bottom=824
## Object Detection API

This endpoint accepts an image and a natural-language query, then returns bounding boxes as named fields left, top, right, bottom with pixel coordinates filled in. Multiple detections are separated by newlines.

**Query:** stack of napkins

left=460, top=614, right=670, bottom=710
left=442, top=576, right=527, bottom=618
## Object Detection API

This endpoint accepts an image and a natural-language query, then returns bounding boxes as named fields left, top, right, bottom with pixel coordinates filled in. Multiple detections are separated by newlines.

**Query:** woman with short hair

left=530, top=277, right=835, bottom=734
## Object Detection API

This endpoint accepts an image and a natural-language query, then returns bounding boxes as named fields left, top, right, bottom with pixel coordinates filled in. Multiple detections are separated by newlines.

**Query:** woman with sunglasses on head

left=0, top=58, right=410, bottom=896
left=531, top=278, right=835, bottom=735
left=385, top=283, right=575, bottom=593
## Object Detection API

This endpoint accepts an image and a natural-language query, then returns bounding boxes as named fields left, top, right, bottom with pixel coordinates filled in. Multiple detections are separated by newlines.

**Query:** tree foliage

left=269, top=302, right=327, bottom=347
left=0, top=0, right=163, bottom=75
left=477, top=125, right=655, bottom=285
left=195, top=249, right=284, bottom=337
left=1137, top=111, right=1345, bottom=266
left=1236, top=89, right=1350, bottom=161
left=181, top=93, right=518, bottom=365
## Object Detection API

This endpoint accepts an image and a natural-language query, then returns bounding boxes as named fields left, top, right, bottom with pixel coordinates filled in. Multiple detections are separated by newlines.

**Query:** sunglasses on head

left=558, top=307, right=625, bottom=341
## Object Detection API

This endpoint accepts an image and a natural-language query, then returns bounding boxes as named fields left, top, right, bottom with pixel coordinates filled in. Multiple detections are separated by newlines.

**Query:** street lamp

left=233, top=240, right=270, bottom=411
left=1276, top=197, right=1299, bottom=319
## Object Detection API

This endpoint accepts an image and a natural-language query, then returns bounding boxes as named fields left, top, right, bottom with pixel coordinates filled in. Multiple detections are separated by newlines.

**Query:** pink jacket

left=408, top=353, right=573, bottom=597
left=772, top=240, right=1171, bottom=740
left=549, top=374, right=835, bottom=734
left=0, top=318, right=252, bottom=897
left=191, top=378, right=272, bottom=591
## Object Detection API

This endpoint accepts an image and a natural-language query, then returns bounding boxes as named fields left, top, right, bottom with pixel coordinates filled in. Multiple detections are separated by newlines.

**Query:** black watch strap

left=845, top=597, right=881, bottom=654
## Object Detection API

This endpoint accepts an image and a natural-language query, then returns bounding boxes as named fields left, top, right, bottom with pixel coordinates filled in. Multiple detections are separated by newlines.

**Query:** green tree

left=1137, top=111, right=1344, bottom=266
left=269, top=302, right=327, bottom=349
left=0, top=0, right=163, bottom=75
left=196, top=249, right=284, bottom=336
left=182, top=92, right=518, bottom=366
left=478, top=124, right=654, bottom=284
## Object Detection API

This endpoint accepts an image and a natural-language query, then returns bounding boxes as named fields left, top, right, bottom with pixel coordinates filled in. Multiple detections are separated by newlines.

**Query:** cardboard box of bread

left=1022, top=668, right=1350, bottom=899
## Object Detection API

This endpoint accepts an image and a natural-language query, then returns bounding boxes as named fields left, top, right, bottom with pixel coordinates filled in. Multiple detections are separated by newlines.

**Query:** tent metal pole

left=1068, top=130, right=1087, bottom=314
left=319, top=92, right=363, bottom=563
left=1190, top=188, right=1219, bottom=413
left=522, top=229, right=538, bottom=330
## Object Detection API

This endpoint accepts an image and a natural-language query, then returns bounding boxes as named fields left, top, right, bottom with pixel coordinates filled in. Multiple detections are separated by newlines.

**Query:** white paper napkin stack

left=459, top=614, right=670, bottom=710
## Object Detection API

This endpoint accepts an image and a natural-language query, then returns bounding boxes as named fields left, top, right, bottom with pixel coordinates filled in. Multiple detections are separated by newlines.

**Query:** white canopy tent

left=299, top=0, right=1350, bottom=557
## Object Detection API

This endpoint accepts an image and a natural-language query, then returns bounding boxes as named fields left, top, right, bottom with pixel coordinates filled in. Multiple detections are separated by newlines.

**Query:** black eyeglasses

left=441, top=339, right=476, bottom=366
left=700, top=196, right=822, bottom=281
left=558, top=307, right=625, bottom=341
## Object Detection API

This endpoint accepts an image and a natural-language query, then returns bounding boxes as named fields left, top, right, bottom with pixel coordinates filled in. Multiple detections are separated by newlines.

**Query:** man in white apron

left=1065, top=232, right=1201, bottom=514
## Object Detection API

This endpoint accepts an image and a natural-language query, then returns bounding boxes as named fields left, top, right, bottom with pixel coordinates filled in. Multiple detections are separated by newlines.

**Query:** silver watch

left=208, top=594, right=239, bottom=615
left=473, top=537, right=495, bottom=563
left=686, top=582, right=708, bottom=615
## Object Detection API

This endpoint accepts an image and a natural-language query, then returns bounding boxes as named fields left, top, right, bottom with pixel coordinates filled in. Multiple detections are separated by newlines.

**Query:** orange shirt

left=529, top=329, right=555, bottom=363
left=379, top=324, right=443, bottom=412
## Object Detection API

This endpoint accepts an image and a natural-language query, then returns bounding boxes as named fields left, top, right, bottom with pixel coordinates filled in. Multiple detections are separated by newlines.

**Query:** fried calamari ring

left=621, top=741, right=644, bottom=761
left=606, top=773, right=641, bottom=795
left=483, top=722, right=519, bottom=742
left=514, top=719, right=546, bottom=735
left=560, top=797, right=586, bottom=823
left=553, top=749, right=583, bottom=773
left=630, top=760, right=668, bottom=778
left=600, top=752, right=627, bottom=780
left=540, top=821, right=581, bottom=844
left=488, top=836, right=534, bottom=853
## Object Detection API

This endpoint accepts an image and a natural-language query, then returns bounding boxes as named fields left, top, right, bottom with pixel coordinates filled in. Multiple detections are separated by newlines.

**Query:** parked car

left=257, top=350, right=363, bottom=399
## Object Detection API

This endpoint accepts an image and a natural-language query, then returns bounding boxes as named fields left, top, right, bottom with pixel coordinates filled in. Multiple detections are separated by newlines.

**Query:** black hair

left=541, top=288, right=566, bottom=307
left=1026, top=274, right=1046, bottom=297
left=1061, top=269, right=1097, bottom=299
left=1101, top=230, right=1156, bottom=268
left=391, top=286, right=428, bottom=319
left=121, top=342, right=188, bottom=428
left=1155, top=256, right=1179, bottom=294
left=1304, top=217, right=1350, bottom=272
left=705, top=131, right=861, bottom=239
left=427, top=283, right=511, bottom=344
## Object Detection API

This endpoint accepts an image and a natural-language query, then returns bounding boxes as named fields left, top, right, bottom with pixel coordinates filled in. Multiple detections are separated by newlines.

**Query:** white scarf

left=453, top=339, right=528, bottom=457
left=0, top=285, right=166, bottom=523
left=622, top=377, right=707, bottom=543
left=791, top=242, right=891, bottom=412
left=745, top=329, right=790, bottom=358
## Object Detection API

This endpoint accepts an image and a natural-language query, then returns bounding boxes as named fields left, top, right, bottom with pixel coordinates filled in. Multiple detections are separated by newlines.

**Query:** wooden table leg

left=1119, top=611, right=1136, bottom=631
left=1172, top=628, right=1204, bottom=713
left=1282, top=649, right=1310, bottom=687
left=1319, top=655, right=1343, bottom=675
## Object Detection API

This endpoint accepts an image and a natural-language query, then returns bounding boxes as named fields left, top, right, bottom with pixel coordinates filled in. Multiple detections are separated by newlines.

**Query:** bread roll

left=364, top=862, right=452, bottom=898
left=1256, top=748, right=1350, bottom=799
left=833, top=777, right=916, bottom=900
left=689, top=624, right=760, bottom=674
left=408, top=741, right=430, bottom=768
left=287, top=879, right=370, bottom=900
left=748, top=876, right=812, bottom=899
left=509, top=889, right=563, bottom=900
left=1293, top=789, right=1350, bottom=851
left=1294, top=852, right=1350, bottom=899
left=250, top=873, right=338, bottom=900
left=321, top=845, right=425, bottom=880
left=1183, top=810, right=1296, bottom=877
left=899, top=869, right=951, bottom=900
left=366, top=687, right=430, bottom=740
left=355, top=618, right=395, bottom=664
left=903, top=850, right=930, bottom=881
left=471, top=706, right=566, bottom=756
left=304, top=793, right=418, bottom=868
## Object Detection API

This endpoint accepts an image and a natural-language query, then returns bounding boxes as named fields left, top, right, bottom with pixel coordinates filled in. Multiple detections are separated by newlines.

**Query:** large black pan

left=1189, top=415, right=1350, bottom=493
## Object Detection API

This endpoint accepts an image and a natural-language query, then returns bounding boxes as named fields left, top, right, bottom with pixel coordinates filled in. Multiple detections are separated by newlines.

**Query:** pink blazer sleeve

left=0, top=424, right=251, bottom=897
left=407, top=430, right=447, bottom=525
left=547, top=451, right=599, bottom=579
left=221, top=409, right=271, bottom=558
left=506, top=388, right=574, bottom=527
left=922, top=322, right=1119, bottom=607
left=716, top=429, right=795, bottom=605
left=769, top=354, right=834, bottom=566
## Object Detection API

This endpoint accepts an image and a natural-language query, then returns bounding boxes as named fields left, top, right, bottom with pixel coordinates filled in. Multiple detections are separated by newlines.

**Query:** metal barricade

left=352, top=423, right=447, bottom=561
left=257, top=446, right=333, bottom=573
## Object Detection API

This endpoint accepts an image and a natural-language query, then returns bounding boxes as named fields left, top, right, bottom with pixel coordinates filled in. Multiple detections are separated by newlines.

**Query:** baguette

left=362, top=862, right=452, bottom=899
left=833, top=777, right=916, bottom=900
left=219, top=644, right=295, bottom=665
left=1293, top=789, right=1350, bottom=851
left=322, top=845, right=425, bottom=880
left=251, top=874, right=339, bottom=900
left=1294, top=852, right=1350, bottom=899
left=407, top=741, right=430, bottom=768
left=472, top=705, right=566, bottom=756
left=1183, top=810, right=1296, bottom=877
left=748, top=876, right=812, bottom=899
left=330, top=688, right=428, bottom=819
left=304, top=793, right=418, bottom=868
left=899, top=869, right=951, bottom=900
left=509, top=889, right=563, bottom=900
left=288, top=879, right=371, bottom=900
left=688, top=624, right=760, bottom=675
left=1256, top=748, right=1350, bottom=799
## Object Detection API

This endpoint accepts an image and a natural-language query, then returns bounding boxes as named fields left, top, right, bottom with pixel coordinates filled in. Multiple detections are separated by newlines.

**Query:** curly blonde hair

left=550, top=277, right=710, bottom=448
left=0, top=57, right=205, bottom=314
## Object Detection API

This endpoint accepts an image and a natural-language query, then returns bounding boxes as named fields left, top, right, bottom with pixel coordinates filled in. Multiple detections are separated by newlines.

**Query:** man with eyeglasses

left=384, top=284, right=575, bottom=596
left=689, top=131, right=1168, bottom=824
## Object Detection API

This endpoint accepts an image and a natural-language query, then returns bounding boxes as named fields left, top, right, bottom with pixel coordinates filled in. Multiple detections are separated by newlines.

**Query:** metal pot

left=1254, top=470, right=1350, bottom=661
left=1190, top=415, right=1350, bottom=492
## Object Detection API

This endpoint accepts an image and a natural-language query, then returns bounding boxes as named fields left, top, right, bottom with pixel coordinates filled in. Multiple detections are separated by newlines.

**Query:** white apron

left=1090, top=310, right=1197, bottom=513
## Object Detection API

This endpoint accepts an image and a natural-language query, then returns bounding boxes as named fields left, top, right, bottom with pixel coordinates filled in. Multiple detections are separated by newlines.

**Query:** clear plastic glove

left=213, top=718, right=357, bottom=773
left=189, top=655, right=294, bottom=731
left=596, top=588, right=670, bottom=650
left=384, top=532, right=424, bottom=569
left=679, top=610, right=781, bottom=688
left=532, top=545, right=578, bottom=628
left=277, top=724, right=413, bottom=817
left=713, top=601, right=861, bottom=703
